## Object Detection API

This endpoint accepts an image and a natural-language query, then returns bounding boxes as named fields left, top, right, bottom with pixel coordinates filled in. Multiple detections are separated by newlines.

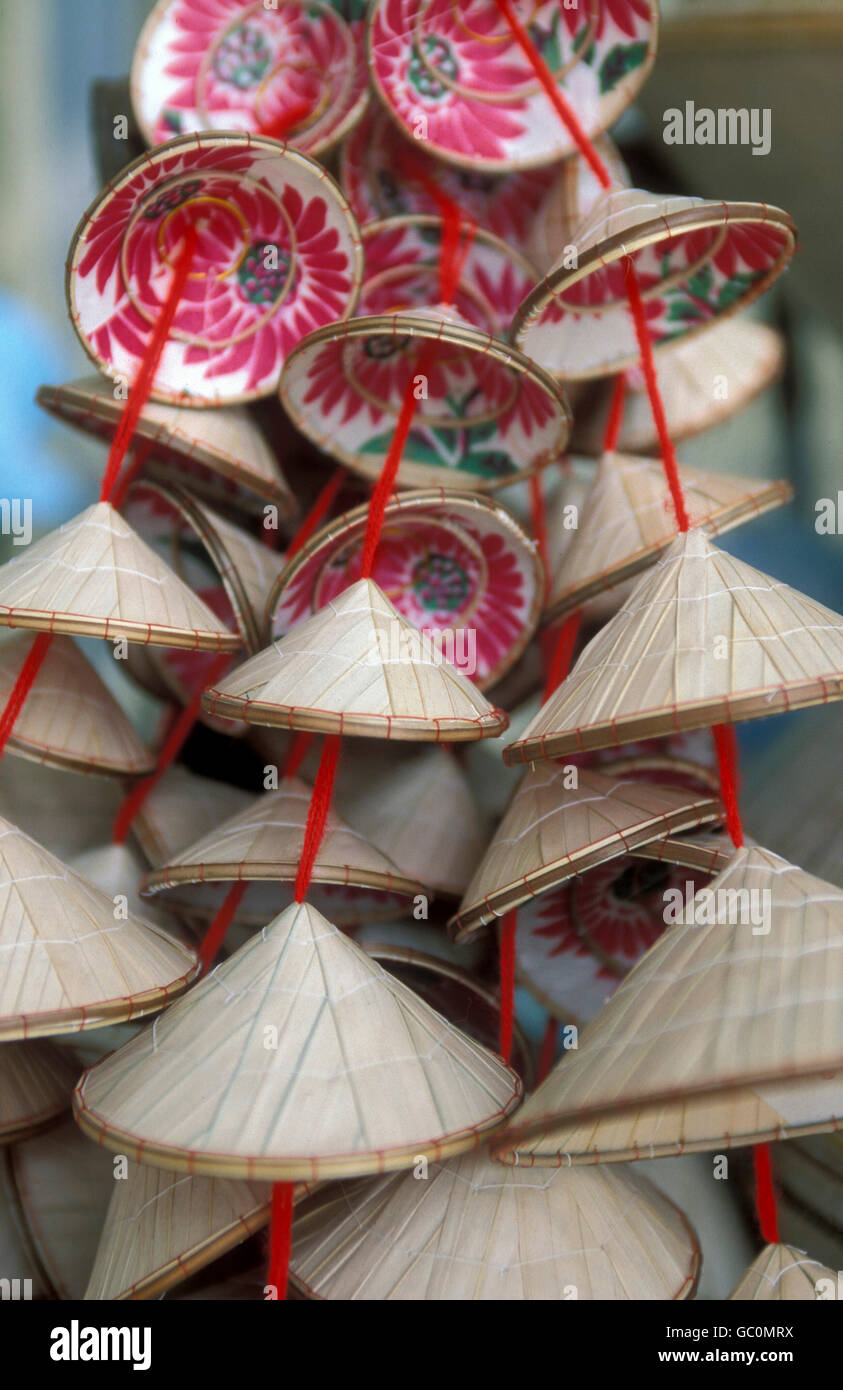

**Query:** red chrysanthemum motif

left=712, top=222, right=791, bottom=279
left=72, top=142, right=356, bottom=400
left=597, top=0, right=652, bottom=39
left=370, top=0, right=531, bottom=163
left=141, top=0, right=367, bottom=153
left=533, top=858, right=710, bottom=981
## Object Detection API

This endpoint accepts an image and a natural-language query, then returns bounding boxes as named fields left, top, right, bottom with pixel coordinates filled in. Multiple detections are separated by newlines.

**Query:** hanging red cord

left=498, top=909, right=517, bottom=1063
left=753, top=1143, right=780, bottom=1244
left=112, top=651, right=231, bottom=845
left=602, top=374, right=627, bottom=455
left=396, top=148, right=477, bottom=307
left=0, top=633, right=53, bottom=761
left=99, top=225, right=198, bottom=505
left=283, top=730, right=314, bottom=780
left=267, top=1181, right=295, bottom=1300
left=712, top=723, right=745, bottom=849
left=284, top=466, right=346, bottom=560
left=197, top=880, right=248, bottom=975
left=293, top=734, right=342, bottom=903
left=543, top=609, right=581, bottom=702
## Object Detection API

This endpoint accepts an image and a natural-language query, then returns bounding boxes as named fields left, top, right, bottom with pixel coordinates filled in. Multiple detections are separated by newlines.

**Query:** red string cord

left=267, top=1181, right=295, bottom=1300
left=110, top=438, right=157, bottom=511
left=284, top=466, right=346, bottom=559
left=112, top=651, right=231, bottom=844
left=753, top=1143, right=780, bottom=1244
left=283, top=730, right=314, bottom=780
left=498, top=909, right=517, bottom=1063
left=198, top=881, right=248, bottom=975
left=602, top=374, right=627, bottom=454
left=293, top=734, right=341, bottom=903
left=543, top=609, right=581, bottom=702
left=492, top=0, right=612, bottom=189
left=712, top=723, right=745, bottom=849
left=0, top=633, right=53, bottom=761
left=99, top=225, right=198, bottom=504
left=396, top=148, right=477, bottom=307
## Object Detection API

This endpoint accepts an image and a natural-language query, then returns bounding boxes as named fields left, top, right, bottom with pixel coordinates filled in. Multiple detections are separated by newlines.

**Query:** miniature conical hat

left=0, top=1041, right=78, bottom=1144
left=85, top=1162, right=271, bottom=1301
left=0, top=632, right=154, bottom=777
left=338, top=748, right=486, bottom=898
left=505, top=529, right=843, bottom=764
left=527, top=138, right=631, bottom=276
left=280, top=306, right=571, bottom=493
left=73, top=899, right=522, bottom=1180
left=0, top=815, right=198, bottom=1041
left=492, top=848, right=843, bottom=1166
left=449, top=766, right=720, bottom=942
left=36, top=377, right=296, bottom=514
left=634, top=827, right=736, bottom=874
left=513, top=188, right=796, bottom=379
left=729, top=1245, right=837, bottom=1302
left=290, top=1151, right=699, bottom=1301
left=0, top=502, right=241, bottom=651
left=204, top=578, right=508, bottom=741
left=545, top=453, right=792, bottom=622
left=142, top=776, right=423, bottom=903
left=126, top=479, right=283, bottom=652
left=130, top=766, right=253, bottom=868
left=571, top=320, right=785, bottom=454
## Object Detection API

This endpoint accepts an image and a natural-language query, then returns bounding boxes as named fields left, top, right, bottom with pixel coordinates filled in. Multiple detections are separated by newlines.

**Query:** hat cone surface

left=493, top=848, right=843, bottom=1165
left=290, top=1152, right=699, bottom=1301
left=729, top=1244, right=836, bottom=1301
left=0, top=816, right=198, bottom=1040
left=36, top=377, right=296, bottom=514
left=0, top=633, right=153, bottom=776
left=73, top=900, right=521, bottom=1180
left=204, top=579, right=508, bottom=741
left=142, top=776, right=422, bottom=900
left=85, top=1163, right=271, bottom=1301
left=0, top=502, right=241, bottom=651
left=546, top=454, right=792, bottom=621
left=450, top=767, right=719, bottom=941
left=130, top=767, right=253, bottom=869
left=0, top=1040, right=78, bottom=1144
left=506, top=529, right=843, bottom=764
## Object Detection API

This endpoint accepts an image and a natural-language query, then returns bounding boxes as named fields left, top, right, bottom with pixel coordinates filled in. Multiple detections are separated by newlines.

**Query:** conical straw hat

left=141, top=776, right=424, bottom=912
left=268, top=487, right=544, bottom=691
left=0, top=815, right=198, bottom=1041
left=73, top=899, right=522, bottom=1180
left=280, top=306, right=571, bottom=492
left=66, top=132, right=363, bottom=406
left=367, top=0, right=657, bottom=172
left=204, top=578, right=508, bottom=741
left=0, top=502, right=241, bottom=651
left=527, top=138, right=631, bottom=276
left=571, top=320, right=785, bottom=454
left=338, top=747, right=486, bottom=898
left=449, top=766, right=720, bottom=942
left=125, top=479, right=284, bottom=652
left=131, top=0, right=369, bottom=156
left=85, top=1163, right=271, bottom=1301
left=729, top=1244, right=837, bottom=1302
left=545, top=453, right=792, bottom=622
left=0, top=1041, right=78, bottom=1144
left=492, top=847, right=843, bottom=1166
left=36, top=376, right=296, bottom=514
left=4, top=1118, right=113, bottom=1299
left=512, top=188, right=796, bottom=379
left=289, top=1151, right=699, bottom=1301
left=0, top=632, right=154, bottom=777
left=130, top=766, right=253, bottom=868
left=634, top=826, right=736, bottom=874
left=505, top=528, right=843, bottom=765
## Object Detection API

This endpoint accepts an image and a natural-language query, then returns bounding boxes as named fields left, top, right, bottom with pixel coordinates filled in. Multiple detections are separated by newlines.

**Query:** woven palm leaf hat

left=0, top=1042, right=79, bottom=1146
left=729, top=1245, right=838, bottom=1302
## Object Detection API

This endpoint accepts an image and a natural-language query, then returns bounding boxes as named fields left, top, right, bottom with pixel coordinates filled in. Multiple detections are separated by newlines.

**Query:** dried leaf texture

left=85, top=1163, right=270, bottom=1300
left=291, top=1154, right=700, bottom=1301
left=493, top=848, right=843, bottom=1165
left=729, top=1244, right=836, bottom=1301
left=450, top=766, right=719, bottom=941
left=36, top=377, right=296, bottom=512
left=0, top=502, right=241, bottom=650
left=0, top=632, right=153, bottom=776
left=204, top=579, right=508, bottom=741
left=0, top=1040, right=78, bottom=1143
left=74, top=900, right=521, bottom=1180
left=130, top=766, right=253, bottom=868
left=506, top=529, right=843, bottom=764
left=546, top=453, right=791, bottom=621
left=0, top=816, right=198, bottom=1040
